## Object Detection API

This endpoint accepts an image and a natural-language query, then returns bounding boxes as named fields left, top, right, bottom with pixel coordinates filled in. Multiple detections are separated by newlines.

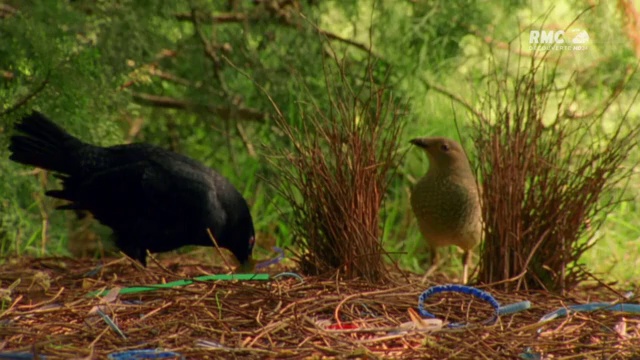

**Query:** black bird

left=8, top=111, right=256, bottom=270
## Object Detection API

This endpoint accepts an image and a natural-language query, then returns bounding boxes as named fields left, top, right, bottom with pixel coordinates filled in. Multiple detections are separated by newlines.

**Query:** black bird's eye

left=441, top=144, right=450, bottom=152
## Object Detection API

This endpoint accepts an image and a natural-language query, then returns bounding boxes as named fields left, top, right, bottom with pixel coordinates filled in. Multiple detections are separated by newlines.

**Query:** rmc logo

left=529, top=30, right=565, bottom=44
left=529, top=29, right=589, bottom=50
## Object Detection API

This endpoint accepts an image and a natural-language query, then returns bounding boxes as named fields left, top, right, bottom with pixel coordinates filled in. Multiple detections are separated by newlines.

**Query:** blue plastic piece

left=498, top=301, right=532, bottom=315
left=519, top=347, right=543, bottom=360
left=255, top=247, right=284, bottom=270
left=0, top=353, right=46, bottom=360
left=96, top=310, right=127, bottom=339
left=539, top=302, right=640, bottom=322
left=107, top=349, right=184, bottom=360
left=272, top=272, right=304, bottom=283
left=83, top=263, right=103, bottom=277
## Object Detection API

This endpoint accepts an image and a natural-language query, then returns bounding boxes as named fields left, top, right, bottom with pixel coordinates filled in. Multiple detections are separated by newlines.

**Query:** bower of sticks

left=0, top=256, right=638, bottom=360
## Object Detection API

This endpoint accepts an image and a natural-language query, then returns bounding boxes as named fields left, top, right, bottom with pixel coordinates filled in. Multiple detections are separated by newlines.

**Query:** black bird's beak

left=236, top=258, right=257, bottom=273
left=410, top=138, right=429, bottom=149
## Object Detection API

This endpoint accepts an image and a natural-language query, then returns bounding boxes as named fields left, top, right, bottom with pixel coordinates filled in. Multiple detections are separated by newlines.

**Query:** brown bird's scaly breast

left=410, top=173, right=481, bottom=250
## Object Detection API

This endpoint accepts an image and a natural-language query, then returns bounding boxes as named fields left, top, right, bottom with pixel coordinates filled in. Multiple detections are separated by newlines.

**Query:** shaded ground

left=0, top=256, right=638, bottom=359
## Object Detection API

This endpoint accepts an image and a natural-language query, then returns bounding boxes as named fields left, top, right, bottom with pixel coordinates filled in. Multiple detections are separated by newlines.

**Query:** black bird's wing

left=50, top=159, right=227, bottom=263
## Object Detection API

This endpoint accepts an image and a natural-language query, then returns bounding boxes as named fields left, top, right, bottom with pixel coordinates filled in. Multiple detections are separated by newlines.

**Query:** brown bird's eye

left=441, top=144, right=450, bottom=151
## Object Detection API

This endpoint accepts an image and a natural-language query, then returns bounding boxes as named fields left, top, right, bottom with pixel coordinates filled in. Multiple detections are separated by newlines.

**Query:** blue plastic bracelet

left=418, top=284, right=531, bottom=328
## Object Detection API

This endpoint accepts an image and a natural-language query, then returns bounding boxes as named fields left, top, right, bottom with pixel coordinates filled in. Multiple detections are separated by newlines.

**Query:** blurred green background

left=1, top=0, right=638, bottom=283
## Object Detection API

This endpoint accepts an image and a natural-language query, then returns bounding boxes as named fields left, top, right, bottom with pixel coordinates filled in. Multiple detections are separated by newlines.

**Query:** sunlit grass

left=582, top=189, right=640, bottom=284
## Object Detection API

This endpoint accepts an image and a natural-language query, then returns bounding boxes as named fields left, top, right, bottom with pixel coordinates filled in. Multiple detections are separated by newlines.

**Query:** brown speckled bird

left=410, top=137, right=481, bottom=283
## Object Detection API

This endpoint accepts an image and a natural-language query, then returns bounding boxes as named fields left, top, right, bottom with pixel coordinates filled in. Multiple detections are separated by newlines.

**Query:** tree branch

left=420, top=78, right=488, bottom=124
left=316, top=29, right=374, bottom=55
left=174, top=10, right=380, bottom=58
left=175, top=12, right=251, bottom=23
left=1, top=73, right=50, bottom=116
left=131, top=92, right=267, bottom=122
left=0, top=3, right=18, bottom=19
left=189, top=6, right=232, bottom=96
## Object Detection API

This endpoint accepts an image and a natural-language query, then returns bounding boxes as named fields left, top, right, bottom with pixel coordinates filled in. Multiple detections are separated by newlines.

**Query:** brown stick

left=131, top=92, right=267, bottom=122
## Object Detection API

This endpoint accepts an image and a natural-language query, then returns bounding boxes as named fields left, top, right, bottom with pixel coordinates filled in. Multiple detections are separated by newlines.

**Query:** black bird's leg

left=117, top=237, right=147, bottom=267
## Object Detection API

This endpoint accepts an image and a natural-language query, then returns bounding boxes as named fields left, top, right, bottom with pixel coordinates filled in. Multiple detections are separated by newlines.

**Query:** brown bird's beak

left=410, top=138, right=430, bottom=149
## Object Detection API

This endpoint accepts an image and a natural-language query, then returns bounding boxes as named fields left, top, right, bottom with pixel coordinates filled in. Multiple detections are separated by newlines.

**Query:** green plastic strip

left=88, top=273, right=271, bottom=297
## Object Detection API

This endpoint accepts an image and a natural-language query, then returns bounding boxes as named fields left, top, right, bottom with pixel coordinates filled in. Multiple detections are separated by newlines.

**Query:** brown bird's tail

left=9, top=111, right=83, bottom=174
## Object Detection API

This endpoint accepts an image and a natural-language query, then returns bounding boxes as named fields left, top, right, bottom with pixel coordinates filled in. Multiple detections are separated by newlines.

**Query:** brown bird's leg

left=421, top=244, right=439, bottom=283
left=461, top=249, right=471, bottom=284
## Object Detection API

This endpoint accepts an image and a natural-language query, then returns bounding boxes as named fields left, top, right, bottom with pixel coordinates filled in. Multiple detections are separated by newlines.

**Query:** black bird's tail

left=9, top=112, right=83, bottom=174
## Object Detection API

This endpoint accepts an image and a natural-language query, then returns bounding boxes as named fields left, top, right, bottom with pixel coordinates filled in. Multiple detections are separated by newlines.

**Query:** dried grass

left=268, top=57, right=406, bottom=282
left=472, top=53, right=640, bottom=291
left=1, top=257, right=639, bottom=359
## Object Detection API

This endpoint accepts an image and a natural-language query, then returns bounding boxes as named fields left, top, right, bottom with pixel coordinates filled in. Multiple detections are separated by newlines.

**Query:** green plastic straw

left=88, top=273, right=271, bottom=297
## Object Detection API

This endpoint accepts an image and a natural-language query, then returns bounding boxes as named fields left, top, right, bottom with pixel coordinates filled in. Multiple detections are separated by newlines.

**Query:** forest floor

left=0, top=256, right=638, bottom=359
